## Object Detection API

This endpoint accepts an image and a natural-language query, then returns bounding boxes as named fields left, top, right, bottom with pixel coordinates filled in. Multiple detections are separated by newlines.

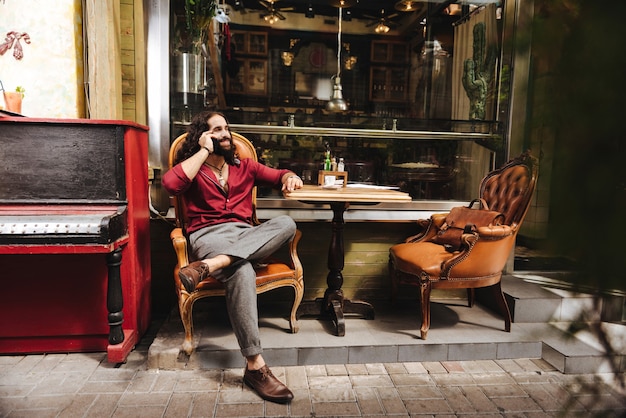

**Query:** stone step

left=506, top=273, right=626, bottom=324
left=147, top=276, right=625, bottom=374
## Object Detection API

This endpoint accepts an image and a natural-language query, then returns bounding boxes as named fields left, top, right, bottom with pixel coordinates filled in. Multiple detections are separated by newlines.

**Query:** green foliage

left=173, top=0, right=217, bottom=52
left=462, top=22, right=497, bottom=120
left=184, top=0, right=217, bottom=37
left=15, top=86, right=25, bottom=97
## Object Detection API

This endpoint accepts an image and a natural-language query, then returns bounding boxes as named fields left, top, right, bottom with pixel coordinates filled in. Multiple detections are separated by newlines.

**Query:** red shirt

left=163, top=158, right=290, bottom=234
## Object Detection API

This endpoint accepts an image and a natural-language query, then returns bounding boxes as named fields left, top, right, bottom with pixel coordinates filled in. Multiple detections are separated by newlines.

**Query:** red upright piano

left=0, top=117, right=151, bottom=363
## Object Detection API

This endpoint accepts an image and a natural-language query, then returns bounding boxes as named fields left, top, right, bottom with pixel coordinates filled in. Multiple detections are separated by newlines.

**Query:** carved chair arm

left=288, top=229, right=304, bottom=279
left=170, top=227, right=189, bottom=268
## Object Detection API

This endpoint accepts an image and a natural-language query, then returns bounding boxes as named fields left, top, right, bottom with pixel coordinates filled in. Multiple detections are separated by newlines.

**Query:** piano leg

left=106, top=247, right=125, bottom=345
left=105, top=246, right=137, bottom=363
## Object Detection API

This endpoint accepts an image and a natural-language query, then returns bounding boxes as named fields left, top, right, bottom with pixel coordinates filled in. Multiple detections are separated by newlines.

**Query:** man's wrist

left=202, top=146, right=211, bottom=154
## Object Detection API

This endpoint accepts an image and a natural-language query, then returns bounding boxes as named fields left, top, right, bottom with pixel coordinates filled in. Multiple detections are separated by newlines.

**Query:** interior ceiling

left=223, top=0, right=455, bottom=23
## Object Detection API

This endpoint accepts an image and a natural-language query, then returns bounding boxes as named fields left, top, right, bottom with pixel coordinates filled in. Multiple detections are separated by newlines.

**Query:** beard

left=212, top=136, right=238, bottom=166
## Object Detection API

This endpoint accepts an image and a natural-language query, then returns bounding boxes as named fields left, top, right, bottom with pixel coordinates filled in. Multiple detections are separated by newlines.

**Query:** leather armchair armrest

left=404, top=213, right=448, bottom=243
left=476, top=224, right=514, bottom=239
left=442, top=230, right=516, bottom=279
left=431, top=213, right=447, bottom=227
left=170, top=227, right=189, bottom=268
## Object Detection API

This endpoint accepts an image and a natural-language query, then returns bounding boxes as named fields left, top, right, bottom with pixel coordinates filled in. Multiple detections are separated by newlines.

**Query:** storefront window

left=170, top=1, right=507, bottom=202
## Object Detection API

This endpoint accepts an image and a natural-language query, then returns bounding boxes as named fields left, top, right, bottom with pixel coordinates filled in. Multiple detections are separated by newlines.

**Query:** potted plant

left=171, top=1, right=217, bottom=102
left=1, top=83, right=25, bottom=114
left=174, top=0, right=217, bottom=53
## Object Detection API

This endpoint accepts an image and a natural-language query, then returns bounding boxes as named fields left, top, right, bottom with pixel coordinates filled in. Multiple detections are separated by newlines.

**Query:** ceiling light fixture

left=326, top=1, right=348, bottom=113
left=375, top=22, right=390, bottom=33
left=305, top=3, right=314, bottom=18
left=394, top=0, right=419, bottom=12
left=264, top=13, right=279, bottom=24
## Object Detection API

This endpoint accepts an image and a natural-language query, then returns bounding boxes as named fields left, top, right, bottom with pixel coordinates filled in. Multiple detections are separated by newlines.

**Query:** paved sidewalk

left=1, top=346, right=624, bottom=417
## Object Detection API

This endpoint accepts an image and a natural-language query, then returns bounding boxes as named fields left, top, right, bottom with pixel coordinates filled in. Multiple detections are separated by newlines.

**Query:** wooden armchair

left=169, top=132, right=304, bottom=355
left=389, top=151, right=538, bottom=339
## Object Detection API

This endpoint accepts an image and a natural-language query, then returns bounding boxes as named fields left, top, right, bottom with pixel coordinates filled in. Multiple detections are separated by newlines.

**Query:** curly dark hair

left=174, top=111, right=233, bottom=164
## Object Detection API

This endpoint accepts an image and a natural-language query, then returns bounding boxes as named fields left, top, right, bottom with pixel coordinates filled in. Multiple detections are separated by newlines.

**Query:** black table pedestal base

left=297, top=297, right=375, bottom=337
left=296, top=200, right=379, bottom=336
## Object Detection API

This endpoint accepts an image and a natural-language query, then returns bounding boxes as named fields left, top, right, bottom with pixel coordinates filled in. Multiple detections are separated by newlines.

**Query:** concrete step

left=507, top=273, right=626, bottom=324
left=502, top=275, right=564, bottom=323
left=147, top=276, right=625, bottom=374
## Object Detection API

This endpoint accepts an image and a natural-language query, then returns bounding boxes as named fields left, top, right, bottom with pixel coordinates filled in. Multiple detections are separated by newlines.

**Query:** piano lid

left=0, top=120, right=127, bottom=204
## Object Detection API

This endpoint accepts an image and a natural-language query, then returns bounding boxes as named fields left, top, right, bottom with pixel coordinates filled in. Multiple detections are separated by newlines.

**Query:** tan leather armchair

left=389, top=151, right=538, bottom=339
left=169, top=132, right=304, bottom=355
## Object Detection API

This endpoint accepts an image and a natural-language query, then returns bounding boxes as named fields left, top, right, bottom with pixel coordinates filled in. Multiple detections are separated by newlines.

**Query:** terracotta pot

left=3, top=92, right=23, bottom=114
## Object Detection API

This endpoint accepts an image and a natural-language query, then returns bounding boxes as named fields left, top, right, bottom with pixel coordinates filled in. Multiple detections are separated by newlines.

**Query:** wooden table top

left=283, top=185, right=412, bottom=203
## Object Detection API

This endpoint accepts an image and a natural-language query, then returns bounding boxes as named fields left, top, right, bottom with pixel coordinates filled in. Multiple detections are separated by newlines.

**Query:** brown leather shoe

left=178, top=261, right=210, bottom=293
left=244, top=365, right=294, bottom=403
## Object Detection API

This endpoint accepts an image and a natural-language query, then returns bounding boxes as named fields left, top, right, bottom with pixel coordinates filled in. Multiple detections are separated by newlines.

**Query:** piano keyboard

left=0, top=215, right=106, bottom=235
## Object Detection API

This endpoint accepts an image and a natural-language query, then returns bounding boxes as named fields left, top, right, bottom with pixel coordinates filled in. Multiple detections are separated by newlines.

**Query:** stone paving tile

left=84, top=393, right=124, bottom=417
left=288, top=388, right=313, bottom=416
left=441, top=361, right=465, bottom=373
left=460, top=385, right=501, bottom=414
left=403, top=397, right=453, bottom=415
left=402, top=361, right=428, bottom=374
left=490, top=394, right=543, bottom=413
left=345, top=363, right=368, bottom=375
left=310, top=386, right=356, bottom=402
left=376, top=387, right=408, bottom=415
left=213, top=400, right=265, bottom=417
left=389, top=372, right=433, bottom=386
left=191, top=392, right=220, bottom=417
left=163, top=392, right=194, bottom=418
left=57, top=393, right=100, bottom=418
left=354, top=386, right=385, bottom=415
left=326, top=363, right=349, bottom=376
left=350, top=374, right=395, bottom=388
left=421, top=361, right=448, bottom=374
left=364, top=363, right=387, bottom=375
left=439, top=386, right=477, bottom=414
left=383, top=362, right=406, bottom=375
left=112, top=404, right=168, bottom=418
left=521, top=382, right=570, bottom=412
left=312, top=400, right=361, bottom=417
left=429, top=372, right=476, bottom=386
left=396, top=385, right=443, bottom=400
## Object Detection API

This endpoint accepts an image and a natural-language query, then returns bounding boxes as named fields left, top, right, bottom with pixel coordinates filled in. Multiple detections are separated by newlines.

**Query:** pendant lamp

left=326, top=2, right=348, bottom=113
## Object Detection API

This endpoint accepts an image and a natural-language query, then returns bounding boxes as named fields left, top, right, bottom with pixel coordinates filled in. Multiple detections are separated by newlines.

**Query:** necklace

left=204, top=161, right=227, bottom=187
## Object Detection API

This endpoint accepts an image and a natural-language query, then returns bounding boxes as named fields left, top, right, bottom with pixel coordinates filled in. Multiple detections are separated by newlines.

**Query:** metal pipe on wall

left=145, top=0, right=172, bottom=213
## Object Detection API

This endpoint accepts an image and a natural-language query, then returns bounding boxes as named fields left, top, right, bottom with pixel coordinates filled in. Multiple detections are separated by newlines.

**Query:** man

left=162, top=111, right=303, bottom=403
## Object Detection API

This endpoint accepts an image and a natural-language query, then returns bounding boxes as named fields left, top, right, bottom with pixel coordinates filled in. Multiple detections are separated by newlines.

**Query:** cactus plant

left=462, top=22, right=497, bottom=120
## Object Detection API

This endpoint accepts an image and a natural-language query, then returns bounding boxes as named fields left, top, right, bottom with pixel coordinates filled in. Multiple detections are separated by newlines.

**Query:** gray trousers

left=188, top=215, right=296, bottom=358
